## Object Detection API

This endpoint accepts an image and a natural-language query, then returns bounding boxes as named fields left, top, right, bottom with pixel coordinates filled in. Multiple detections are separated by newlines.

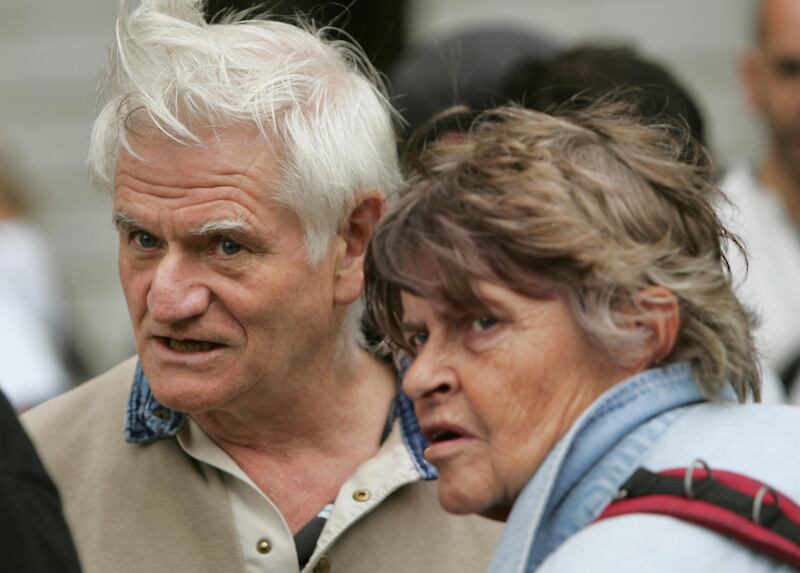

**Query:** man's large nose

left=146, top=253, right=211, bottom=323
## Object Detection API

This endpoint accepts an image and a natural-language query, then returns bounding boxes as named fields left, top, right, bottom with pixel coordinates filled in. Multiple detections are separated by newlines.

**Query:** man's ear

left=634, top=286, right=681, bottom=368
left=333, top=189, right=387, bottom=306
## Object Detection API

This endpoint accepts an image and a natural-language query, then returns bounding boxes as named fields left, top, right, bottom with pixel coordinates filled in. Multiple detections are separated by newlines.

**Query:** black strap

left=619, top=468, right=800, bottom=545
left=294, top=513, right=328, bottom=568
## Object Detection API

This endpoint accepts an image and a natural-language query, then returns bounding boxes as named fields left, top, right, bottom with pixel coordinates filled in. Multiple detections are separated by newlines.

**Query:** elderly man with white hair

left=22, top=1, right=500, bottom=572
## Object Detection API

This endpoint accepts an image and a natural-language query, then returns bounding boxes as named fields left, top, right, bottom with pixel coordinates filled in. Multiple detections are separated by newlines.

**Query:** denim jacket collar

left=124, top=361, right=437, bottom=481
left=486, top=363, right=715, bottom=573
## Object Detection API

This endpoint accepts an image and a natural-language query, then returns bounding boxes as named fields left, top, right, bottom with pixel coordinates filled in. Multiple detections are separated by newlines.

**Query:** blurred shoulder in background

left=0, top=387, right=81, bottom=571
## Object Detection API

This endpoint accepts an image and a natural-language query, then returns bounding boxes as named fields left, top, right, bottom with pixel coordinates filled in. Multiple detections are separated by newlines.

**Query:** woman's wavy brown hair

left=365, top=102, right=760, bottom=402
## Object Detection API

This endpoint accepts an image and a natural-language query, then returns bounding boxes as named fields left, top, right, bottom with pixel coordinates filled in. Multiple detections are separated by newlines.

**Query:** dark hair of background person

left=204, top=0, right=407, bottom=74
left=389, top=27, right=558, bottom=140
left=502, top=44, right=708, bottom=148
left=0, top=389, right=82, bottom=572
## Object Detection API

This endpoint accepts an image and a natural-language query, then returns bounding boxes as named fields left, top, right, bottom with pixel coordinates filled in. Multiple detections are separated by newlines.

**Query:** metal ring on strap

left=683, top=459, right=712, bottom=499
left=752, top=485, right=779, bottom=524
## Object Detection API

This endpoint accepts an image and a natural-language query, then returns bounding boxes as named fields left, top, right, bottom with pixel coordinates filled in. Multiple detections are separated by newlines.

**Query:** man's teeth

left=168, top=338, right=215, bottom=352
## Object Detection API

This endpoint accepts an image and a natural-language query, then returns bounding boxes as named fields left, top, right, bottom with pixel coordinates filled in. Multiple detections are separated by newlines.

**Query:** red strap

left=596, top=467, right=800, bottom=568
left=657, top=467, right=800, bottom=525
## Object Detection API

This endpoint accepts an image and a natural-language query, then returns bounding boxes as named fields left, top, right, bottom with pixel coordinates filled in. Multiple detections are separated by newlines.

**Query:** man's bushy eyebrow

left=112, top=210, right=142, bottom=230
left=191, top=217, right=251, bottom=237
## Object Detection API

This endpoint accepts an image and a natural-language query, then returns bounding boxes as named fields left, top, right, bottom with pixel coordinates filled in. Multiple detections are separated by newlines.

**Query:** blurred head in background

left=389, top=27, right=557, bottom=141
left=743, top=0, right=800, bottom=193
left=399, top=42, right=707, bottom=163
left=503, top=44, right=707, bottom=149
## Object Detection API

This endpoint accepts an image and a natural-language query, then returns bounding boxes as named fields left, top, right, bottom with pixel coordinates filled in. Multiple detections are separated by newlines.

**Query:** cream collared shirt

left=177, top=417, right=421, bottom=573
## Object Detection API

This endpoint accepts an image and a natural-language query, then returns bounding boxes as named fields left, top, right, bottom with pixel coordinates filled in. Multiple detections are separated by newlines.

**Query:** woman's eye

left=409, top=331, right=429, bottom=350
left=131, top=231, right=158, bottom=249
left=214, top=237, right=243, bottom=256
left=470, top=316, right=498, bottom=333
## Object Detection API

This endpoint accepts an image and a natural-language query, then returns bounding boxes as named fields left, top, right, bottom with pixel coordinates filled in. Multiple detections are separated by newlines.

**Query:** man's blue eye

left=217, top=238, right=242, bottom=256
left=133, top=231, right=158, bottom=249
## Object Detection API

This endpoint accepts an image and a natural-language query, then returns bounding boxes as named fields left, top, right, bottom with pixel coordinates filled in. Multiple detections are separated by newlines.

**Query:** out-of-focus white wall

left=408, top=0, right=764, bottom=168
left=1, top=0, right=133, bottom=378
left=0, top=0, right=766, bottom=381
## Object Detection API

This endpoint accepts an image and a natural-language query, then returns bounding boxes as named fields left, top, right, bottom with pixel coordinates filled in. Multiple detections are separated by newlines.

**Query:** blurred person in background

left=723, top=0, right=800, bottom=403
left=389, top=26, right=557, bottom=142
left=500, top=43, right=788, bottom=404
left=0, top=151, right=75, bottom=410
left=0, top=388, right=82, bottom=572
left=503, top=44, right=707, bottom=148
left=204, top=0, right=407, bottom=75
left=366, top=102, right=800, bottom=572
left=22, top=1, right=500, bottom=572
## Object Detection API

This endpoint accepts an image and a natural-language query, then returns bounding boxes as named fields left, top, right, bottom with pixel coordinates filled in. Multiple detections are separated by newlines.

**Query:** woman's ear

left=333, top=189, right=387, bottom=306
left=634, top=286, right=681, bottom=367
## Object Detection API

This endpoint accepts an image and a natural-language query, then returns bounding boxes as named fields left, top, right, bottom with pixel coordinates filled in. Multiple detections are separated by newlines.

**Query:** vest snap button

left=256, top=538, right=272, bottom=554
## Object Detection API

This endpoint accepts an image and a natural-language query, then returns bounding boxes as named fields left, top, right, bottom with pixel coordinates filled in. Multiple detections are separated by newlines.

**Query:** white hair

left=90, top=0, right=402, bottom=346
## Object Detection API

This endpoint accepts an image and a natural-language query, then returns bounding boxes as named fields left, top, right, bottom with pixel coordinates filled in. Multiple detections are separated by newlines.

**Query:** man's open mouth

left=157, top=337, right=223, bottom=352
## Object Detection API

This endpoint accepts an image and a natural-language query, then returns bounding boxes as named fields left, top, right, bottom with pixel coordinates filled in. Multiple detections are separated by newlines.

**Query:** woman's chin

left=436, top=478, right=512, bottom=522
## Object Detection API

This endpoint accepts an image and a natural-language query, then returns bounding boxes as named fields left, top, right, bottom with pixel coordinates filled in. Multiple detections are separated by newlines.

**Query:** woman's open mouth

left=421, top=423, right=475, bottom=462
left=429, top=429, right=465, bottom=444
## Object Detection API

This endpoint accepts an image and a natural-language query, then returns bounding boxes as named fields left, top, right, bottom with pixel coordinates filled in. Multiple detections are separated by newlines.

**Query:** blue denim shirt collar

left=124, top=362, right=186, bottom=443
left=486, top=362, right=716, bottom=573
left=123, top=361, right=438, bottom=480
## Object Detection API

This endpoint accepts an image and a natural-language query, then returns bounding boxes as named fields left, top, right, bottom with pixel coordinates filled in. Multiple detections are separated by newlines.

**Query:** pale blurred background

left=0, top=0, right=763, bottom=404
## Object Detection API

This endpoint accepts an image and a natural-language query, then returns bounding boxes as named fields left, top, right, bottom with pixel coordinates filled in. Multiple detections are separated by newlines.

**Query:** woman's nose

left=402, top=348, right=459, bottom=403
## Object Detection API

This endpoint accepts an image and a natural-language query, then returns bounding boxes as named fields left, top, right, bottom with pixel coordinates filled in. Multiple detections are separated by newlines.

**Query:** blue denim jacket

left=123, top=361, right=438, bottom=481
left=487, top=362, right=712, bottom=573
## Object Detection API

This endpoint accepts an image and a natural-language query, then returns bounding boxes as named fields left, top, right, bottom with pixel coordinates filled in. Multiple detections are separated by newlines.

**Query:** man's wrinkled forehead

left=113, top=124, right=285, bottom=193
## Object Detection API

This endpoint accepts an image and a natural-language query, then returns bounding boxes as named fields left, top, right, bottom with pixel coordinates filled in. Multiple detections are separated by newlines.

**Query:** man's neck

left=191, top=347, right=396, bottom=533
left=760, top=149, right=800, bottom=227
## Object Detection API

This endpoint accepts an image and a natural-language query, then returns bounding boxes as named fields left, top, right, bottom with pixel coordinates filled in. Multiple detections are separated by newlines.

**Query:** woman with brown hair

left=365, top=103, right=800, bottom=571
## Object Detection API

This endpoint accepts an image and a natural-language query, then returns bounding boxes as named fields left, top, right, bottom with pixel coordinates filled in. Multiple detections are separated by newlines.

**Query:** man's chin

left=142, top=362, right=231, bottom=414
left=148, top=379, right=222, bottom=414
